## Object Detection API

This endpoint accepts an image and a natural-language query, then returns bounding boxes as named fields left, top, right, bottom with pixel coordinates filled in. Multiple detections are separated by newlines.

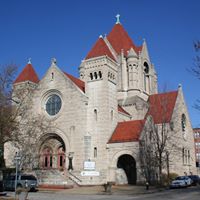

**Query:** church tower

left=79, top=36, right=118, bottom=172
left=13, top=59, right=39, bottom=102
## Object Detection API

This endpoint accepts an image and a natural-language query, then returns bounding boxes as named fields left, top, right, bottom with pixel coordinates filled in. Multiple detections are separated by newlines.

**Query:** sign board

left=81, top=171, right=100, bottom=176
left=84, top=161, right=95, bottom=170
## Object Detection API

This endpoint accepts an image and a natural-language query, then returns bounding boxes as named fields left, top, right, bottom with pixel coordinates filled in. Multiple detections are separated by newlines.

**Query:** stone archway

left=117, top=154, right=137, bottom=185
left=39, top=133, right=66, bottom=170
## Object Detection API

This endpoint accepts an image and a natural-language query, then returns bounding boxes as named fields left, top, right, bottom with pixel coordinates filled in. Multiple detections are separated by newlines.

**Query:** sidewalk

left=40, top=185, right=165, bottom=195
left=0, top=185, right=166, bottom=200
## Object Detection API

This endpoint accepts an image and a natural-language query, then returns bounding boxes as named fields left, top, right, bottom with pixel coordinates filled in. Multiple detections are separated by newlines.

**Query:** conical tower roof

left=85, top=37, right=116, bottom=61
left=14, top=63, right=39, bottom=84
left=107, top=23, right=142, bottom=57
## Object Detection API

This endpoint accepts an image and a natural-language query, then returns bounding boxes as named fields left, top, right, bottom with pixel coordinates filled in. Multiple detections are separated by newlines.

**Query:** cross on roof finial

left=51, top=58, right=57, bottom=64
left=116, top=14, right=120, bottom=24
left=28, top=58, right=31, bottom=64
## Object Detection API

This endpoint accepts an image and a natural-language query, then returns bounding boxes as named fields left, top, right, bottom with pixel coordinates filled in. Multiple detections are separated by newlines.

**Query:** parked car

left=170, top=176, right=192, bottom=188
left=188, top=175, right=200, bottom=186
left=3, top=174, right=38, bottom=191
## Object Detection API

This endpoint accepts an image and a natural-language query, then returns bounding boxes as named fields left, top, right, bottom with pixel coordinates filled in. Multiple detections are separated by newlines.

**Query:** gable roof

left=14, top=63, right=39, bottom=84
left=146, top=91, right=178, bottom=124
left=64, top=72, right=85, bottom=92
left=107, top=23, right=142, bottom=57
left=108, top=120, right=145, bottom=143
left=118, top=105, right=131, bottom=116
left=86, top=37, right=116, bottom=61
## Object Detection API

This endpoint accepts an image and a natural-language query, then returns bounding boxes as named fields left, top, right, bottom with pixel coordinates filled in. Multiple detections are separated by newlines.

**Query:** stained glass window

left=46, top=94, right=61, bottom=116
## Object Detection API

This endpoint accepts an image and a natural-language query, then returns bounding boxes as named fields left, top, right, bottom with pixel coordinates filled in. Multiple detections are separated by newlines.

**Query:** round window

left=45, top=94, right=62, bottom=116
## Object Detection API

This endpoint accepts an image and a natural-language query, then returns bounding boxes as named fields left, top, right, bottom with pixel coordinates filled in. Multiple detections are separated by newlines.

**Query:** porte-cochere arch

left=117, top=154, right=137, bottom=185
left=110, top=150, right=138, bottom=185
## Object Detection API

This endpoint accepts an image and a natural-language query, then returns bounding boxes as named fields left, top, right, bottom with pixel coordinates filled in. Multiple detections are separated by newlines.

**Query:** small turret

left=127, top=48, right=139, bottom=91
left=14, top=59, right=39, bottom=86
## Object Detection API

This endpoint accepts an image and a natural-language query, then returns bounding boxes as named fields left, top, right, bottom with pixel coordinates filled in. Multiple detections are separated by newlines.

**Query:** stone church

left=5, top=17, right=196, bottom=186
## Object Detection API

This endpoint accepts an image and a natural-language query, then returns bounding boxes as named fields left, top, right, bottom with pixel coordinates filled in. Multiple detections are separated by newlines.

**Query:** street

left=6, top=186, right=200, bottom=200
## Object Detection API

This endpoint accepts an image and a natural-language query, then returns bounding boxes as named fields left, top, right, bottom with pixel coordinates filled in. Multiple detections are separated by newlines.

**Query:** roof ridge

left=63, top=71, right=85, bottom=92
left=149, top=90, right=178, bottom=97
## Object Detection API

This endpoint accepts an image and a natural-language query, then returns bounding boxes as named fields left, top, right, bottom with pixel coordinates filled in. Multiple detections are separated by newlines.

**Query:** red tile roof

left=107, top=23, right=142, bottom=57
left=85, top=37, right=116, bottom=61
left=146, top=91, right=178, bottom=124
left=14, top=63, right=39, bottom=84
left=108, top=120, right=145, bottom=143
left=118, top=105, right=131, bottom=116
left=64, top=72, right=85, bottom=92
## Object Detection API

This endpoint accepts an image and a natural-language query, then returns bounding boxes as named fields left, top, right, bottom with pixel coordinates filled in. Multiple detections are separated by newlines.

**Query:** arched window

left=128, top=64, right=134, bottom=86
left=94, top=72, right=98, bottom=79
left=188, top=150, right=190, bottom=165
left=181, top=114, right=186, bottom=132
left=149, top=131, right=153, bottom=141
left=99, top=71, right=102, bottom=79
left=144, top=62, right=149, bottom=74
left=94, top=147, right=97, bottom=158
left=90, top=73, right=93, bottom=80
left=51, top=72, right=54, bottom=80
left=111, top=110, right=114, bottom=121
left=94, top=109, right=98, bottom=121
left=143, top=62, right=150, bottom=93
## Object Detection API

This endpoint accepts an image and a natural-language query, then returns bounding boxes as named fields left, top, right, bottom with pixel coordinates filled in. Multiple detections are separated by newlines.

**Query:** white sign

left=81, top=171, right=100, bottom=176
left=84, top=161, right=95, bottom=170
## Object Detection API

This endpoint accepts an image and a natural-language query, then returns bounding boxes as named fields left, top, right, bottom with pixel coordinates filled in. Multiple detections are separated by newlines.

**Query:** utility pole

left=14, top=152, right=21, bottom=200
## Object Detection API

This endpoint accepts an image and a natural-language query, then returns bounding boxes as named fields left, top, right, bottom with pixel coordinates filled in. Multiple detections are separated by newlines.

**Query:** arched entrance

left=39, top=134, right=66, bottom=170
left=117, top=154, right=137, bottom=185
left=42, top=147, right=53, bottom=168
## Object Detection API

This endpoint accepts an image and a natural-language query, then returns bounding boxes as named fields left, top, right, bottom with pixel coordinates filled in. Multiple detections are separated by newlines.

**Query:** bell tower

left=79, top=36, right=118, bottom=171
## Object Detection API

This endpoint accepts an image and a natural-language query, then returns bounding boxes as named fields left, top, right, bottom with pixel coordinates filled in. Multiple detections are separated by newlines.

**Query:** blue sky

left=0, top=0, right=200, bottom=127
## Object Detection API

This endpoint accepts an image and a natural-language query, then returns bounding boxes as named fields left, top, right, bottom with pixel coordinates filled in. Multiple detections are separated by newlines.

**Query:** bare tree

left=191, top=40, right=200, bottom=111
left=139, top=119, right=158, bottom=184
left=139, top=92, right=181, bottom=185
left=192, top=40, right=200, bottom=79
left=0, top=64, right=50, bottom=171
left=10, top=85, right=51, bottom=171
left=0, top=64, right=18, bottom=168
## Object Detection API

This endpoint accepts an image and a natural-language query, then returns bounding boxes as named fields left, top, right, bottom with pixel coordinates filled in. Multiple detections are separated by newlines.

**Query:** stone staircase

left=34, top=169, right=108, bottom=187
left=35, top=169, right=74, bottom=188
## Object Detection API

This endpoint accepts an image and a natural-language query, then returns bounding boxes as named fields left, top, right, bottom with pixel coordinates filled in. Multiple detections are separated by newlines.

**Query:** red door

left=42, top=147, right=53, bottom=169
